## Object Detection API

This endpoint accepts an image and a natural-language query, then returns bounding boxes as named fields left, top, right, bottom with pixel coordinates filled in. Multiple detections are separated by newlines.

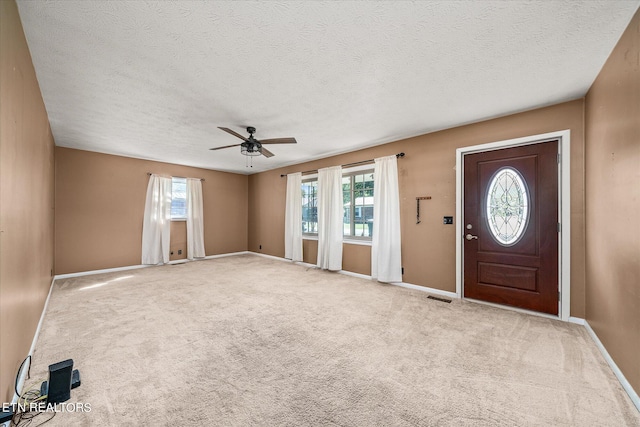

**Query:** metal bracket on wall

left=416, top=196, right=432, bottom=224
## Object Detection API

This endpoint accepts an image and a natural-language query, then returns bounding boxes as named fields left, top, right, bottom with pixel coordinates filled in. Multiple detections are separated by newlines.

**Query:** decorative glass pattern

left=486, top=167, right=529, bottom=245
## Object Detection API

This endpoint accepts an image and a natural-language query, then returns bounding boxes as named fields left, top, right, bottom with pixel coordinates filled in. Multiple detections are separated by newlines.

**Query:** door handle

left=466, top=234, right=478, bottom=240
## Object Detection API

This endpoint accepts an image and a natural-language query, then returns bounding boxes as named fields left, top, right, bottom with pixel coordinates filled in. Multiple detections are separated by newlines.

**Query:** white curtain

left=186, top=178, right=206, bottom=260
left=371, top=155, right=402, bottom=282
left=141, top=174, right=172, bottom=265
left=317, top=166, right=343, bottom=271
left=284, top=172, right=303, bottom=262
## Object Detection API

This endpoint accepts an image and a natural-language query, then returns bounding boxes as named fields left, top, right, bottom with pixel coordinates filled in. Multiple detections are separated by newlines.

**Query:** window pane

left=354, top=190, right=365, bottom=236
left=366, top=174, right=374, bottom=236
left=302, top=180, right=318, bottom=234
left=363, top=173, right=374, bottom=196
left=171, top=177, right=187, bottom=219
left=343, top=197, right=351, bottom=235
left=342, top=176, right=351, bottom=236
left=355, top=173, right=374, bottom=237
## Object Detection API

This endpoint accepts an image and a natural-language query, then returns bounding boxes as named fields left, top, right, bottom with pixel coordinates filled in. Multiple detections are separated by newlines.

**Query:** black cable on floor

left=11, top=355, right=56, bottom=426
left=14, top=355, right=32, bottom=398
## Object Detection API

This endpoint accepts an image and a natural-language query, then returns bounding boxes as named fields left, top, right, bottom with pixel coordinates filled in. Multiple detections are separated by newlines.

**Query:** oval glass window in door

left=486, top=167, right=529, bottom=245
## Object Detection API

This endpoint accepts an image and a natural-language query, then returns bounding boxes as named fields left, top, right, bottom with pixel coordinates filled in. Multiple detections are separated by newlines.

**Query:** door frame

left=455, top=130, right=571, bottom=321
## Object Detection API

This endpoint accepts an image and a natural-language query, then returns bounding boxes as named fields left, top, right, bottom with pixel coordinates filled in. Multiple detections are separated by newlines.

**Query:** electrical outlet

left=443, top=216, right=454, bottom=224
left=259, top=245, right=262, bottom=250
left=178, top=249, right=182, bottom=255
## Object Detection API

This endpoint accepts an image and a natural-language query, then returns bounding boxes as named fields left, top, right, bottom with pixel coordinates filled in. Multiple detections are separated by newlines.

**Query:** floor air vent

left=427, top=295, right=452, bottom=303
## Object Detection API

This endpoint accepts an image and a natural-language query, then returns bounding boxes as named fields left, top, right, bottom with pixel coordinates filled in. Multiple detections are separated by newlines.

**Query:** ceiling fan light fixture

left=241, top=144, right=261, bottom=157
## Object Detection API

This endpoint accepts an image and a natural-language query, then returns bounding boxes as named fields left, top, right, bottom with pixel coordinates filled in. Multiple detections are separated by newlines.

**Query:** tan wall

left=0, top=0, right=56, bottom=403
left=55, top=148, right=248, bottom=274
left=299, top=240, right=371, bottom=276
left=585, top=9, right=640, bottom=394
left=249, top=99, right=586, bottom=317
left=169, top=221, right=187, bottom=261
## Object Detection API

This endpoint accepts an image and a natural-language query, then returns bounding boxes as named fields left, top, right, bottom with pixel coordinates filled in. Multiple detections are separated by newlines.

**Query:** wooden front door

left=463, top=140, right=559, bottom=315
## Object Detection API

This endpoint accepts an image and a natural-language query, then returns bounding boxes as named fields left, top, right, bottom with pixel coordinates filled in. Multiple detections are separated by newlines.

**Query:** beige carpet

left=26, top=254, right=638, bottom=426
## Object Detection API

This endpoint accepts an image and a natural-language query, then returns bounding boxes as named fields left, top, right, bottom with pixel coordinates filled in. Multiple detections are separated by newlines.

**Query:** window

left=343, top=170, right=374, bottom=238
left=302, top=169, right=374, bottom=240
left=302, top=179, right=318, bottom=234
left=486, top=167, right=529, bottom=245
left=171, top=177, right=187, bottom=220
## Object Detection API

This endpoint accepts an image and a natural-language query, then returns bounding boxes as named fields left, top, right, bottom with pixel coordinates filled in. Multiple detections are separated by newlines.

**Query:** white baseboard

left=568, top=316, right=585, bottom=325
left=338, top=270, right=371, bottom=280
left=465, top=297, right=563, bottom=321
left=584, top=321, right=640, bottom=412
left=54, top=251, right=252, bottom=280
left=336, top=270, right=460, bottom=301
left=54, top=264, right=151, bottom=280
left=393, top=281, right=458, bottom=299
left=249, top=252, right=291, bottom=262
left=204, top=251, right=249, bottom=260
left=168, top=259, right=189, bottom=265
left=294, top=261, right=317, bottom=269
left=11, top=276, right=56, bottom=404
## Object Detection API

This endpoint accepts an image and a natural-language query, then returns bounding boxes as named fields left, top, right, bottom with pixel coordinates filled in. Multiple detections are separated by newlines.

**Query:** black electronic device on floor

left=40, top=359, right=81, bottom=404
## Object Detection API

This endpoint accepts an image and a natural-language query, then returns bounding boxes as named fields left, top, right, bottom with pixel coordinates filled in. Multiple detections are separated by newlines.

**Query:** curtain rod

left=146, top=172, right=204, bottom=181
left=280, top=152, right=405, bottom=177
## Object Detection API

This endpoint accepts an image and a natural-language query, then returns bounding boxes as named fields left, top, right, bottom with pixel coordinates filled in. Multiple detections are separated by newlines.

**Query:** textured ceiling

left=16, top=0, right=640, bottom=174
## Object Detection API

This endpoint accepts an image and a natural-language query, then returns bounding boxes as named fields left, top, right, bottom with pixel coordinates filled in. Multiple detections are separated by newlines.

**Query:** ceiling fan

left=210, top=126, right=297, bottom=158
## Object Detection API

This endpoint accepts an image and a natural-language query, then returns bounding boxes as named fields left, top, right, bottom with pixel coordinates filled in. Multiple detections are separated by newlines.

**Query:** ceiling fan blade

left=259, top=137, right=297, bottom=145
left=209, top=143, right=242, bottom=151
left=259, top=146, right=275, bottom=158
left=218, top=127, right=250, bottom=142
